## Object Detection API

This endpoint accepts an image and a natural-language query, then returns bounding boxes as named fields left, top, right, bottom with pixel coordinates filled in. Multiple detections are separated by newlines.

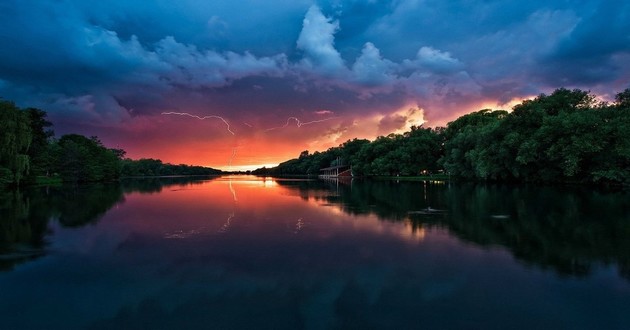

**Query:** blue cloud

left=537, top=1, right=630, bottom=85
left=0, top=0, right=628, bottom=133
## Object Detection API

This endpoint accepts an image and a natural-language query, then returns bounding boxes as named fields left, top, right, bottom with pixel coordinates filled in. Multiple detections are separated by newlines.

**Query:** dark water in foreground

left=1, top=176, right=629, bottom=329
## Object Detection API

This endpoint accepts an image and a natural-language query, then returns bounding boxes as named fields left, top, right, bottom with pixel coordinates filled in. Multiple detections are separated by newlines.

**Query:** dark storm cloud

left=536, top=1, right=630, bottom=85
left=0, top=0, right=628, bottom=134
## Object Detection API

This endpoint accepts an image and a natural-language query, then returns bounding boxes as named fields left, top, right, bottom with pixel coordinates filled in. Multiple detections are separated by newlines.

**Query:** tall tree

left=0, top=100, right=32, bottom=186
left=24, top=108, right=54, bottom=178
left=55, top=134, right=121, bottom=182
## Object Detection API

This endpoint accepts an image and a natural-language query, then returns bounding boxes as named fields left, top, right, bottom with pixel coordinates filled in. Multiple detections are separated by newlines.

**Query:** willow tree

left=0, top=100, right=32, bottom=186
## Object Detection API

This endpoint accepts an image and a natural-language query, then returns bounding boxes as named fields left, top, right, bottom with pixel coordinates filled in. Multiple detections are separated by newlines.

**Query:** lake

left=1, top=176, right=629, bottom=329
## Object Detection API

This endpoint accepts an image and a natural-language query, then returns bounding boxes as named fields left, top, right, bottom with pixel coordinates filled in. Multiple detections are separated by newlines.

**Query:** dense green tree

left=440, top=110, right=507, bottom=179
left=120, top=158, right=221, bottom=177
left=402, top=126, right=444, bottom=174
left=615, top=88, right=630, bottom=109
left=440, top=88, right=630, bottom=184
left=0, top=100, right=32, bottom=186
left=507, top=89, right=598, bottom=181
left=55, top=134, right=122, bottom=182
left=258, top=87, right=629, bottom=185
left=351, top=134, right=399, bottom=175
left=257, top=126, right=442, bottom=177
left=24, top=108, right=54, bottom=180
left=0, top=99, right=224, bottom=188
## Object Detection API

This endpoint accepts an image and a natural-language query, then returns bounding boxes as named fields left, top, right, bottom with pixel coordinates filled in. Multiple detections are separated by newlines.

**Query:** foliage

left=253, top=128, right=443, bottom=177
left=256, top=87, right=630, bottom=185
left=439, top=88, right=630, bottom=184
left=1, top=100, right=222, bottom=188
left=24, top=108, right=54, bottom=179
left=0, top=100, right=32, bottom=187
left=3, top=86, right=630, bottom=186
left=120, top=158, right=222, bottom=177
left=53, top=134, right=122, bottom=182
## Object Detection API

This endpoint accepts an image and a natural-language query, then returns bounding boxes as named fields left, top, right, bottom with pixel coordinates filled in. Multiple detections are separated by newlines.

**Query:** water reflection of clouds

left=321, top=208, right=427, bottom=243
left=127, top=177, right=427, bottom=245
left=4, top=177, right=630, bottom=329
left=293, top=187, right=427, bottom=243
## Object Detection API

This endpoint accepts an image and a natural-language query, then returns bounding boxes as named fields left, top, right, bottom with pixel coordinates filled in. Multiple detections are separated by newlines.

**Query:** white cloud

left=351, top=42, right=396, bottom=86
left=402, top=46, right=464, bottom=74
left=153, top=36, right=286, bottom=88
left=296, top=5, right=346, bottom=75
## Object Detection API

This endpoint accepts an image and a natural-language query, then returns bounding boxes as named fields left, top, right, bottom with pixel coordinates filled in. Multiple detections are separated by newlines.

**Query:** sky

left=1, top=0, right=629, bottom=170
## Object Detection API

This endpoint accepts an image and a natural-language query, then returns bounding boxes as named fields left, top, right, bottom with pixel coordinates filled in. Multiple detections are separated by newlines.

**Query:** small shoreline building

left=319, top=165, right=352, bottom=178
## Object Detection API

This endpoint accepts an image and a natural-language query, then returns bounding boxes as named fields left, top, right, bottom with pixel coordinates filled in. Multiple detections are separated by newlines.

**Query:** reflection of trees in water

left=121, top=176, right=214, bottom=194
left=443, top=184, right=630, bottom=280
left=3, top=177, right=629, bottom=280
left=276, top=179, right=446, bottom=220
left=0, top=189, right=49, bottom=271
left=277, top=179, right=630, bottom=280
left=0, top=184, right=125, bottom=270
left=0, top=177, right=215, bottom=270
left=54, top=184, right=126, bottom=227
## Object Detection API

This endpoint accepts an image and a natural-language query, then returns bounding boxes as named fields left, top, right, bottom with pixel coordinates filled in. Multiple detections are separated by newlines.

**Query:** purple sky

left=1, top=1, right=628, bottom=169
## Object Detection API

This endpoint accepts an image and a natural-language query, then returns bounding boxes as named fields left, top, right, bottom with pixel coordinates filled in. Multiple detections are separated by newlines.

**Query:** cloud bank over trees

left=0, top=0, right=628, bottom=167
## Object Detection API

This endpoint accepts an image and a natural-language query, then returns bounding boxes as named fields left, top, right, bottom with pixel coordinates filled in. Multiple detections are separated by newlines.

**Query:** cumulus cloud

left=153, top=36, right=286, bottom=88
left=0, top=1, right=289, bottom=124
left=403, top=47, right=464, bottom=74
left=296, top=6, right=346, bottom=75
left=351, top=42, right=396, bottom=86
left=0, top=2, right=508, bottom=133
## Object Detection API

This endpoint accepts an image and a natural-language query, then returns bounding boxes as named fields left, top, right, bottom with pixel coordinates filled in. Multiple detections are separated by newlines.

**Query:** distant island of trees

left=2, top=87, right=629, bottom=188
left=253, top=88, right=630, bottom=185
left=0, top=100, right=220, bottom=188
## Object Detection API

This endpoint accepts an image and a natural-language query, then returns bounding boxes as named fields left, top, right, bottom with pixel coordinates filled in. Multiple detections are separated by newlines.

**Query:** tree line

left=0, top=100, right=220, bottom=188
left=254, top=88, right=630, bottom=185
left=120, top=158, right=221, bottom=177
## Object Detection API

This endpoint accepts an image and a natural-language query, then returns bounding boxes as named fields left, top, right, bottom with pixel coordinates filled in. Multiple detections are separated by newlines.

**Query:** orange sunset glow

left=2, top=1, right=627, bottom=171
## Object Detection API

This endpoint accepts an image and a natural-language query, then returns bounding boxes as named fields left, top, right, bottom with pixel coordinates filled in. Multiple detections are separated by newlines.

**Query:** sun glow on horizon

left=425, top=96, right=536, bottom=127
left=134, top=96, right=547, bottom=170
left=216, top=163, right=280, bottom=172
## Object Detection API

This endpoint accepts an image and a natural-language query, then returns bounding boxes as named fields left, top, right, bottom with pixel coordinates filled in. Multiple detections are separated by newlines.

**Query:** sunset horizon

left=1, top=1, right=628, bottom=169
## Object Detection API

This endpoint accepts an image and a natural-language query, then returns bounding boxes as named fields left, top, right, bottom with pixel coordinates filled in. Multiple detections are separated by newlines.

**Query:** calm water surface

left=1, top=176, right=629, bottom=329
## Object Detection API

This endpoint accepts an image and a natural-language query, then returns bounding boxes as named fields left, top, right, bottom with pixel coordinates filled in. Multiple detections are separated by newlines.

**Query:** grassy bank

left=34, top=175, right=63, bottom=186
left=374, top=174, right=450, bottom=181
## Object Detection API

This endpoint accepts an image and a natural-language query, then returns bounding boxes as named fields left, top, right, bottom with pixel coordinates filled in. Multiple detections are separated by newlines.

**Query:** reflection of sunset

left=283, top=184, right=427, bottom=243
left=116, top=176, right=427, bottom=244
left=260, top=178, right=278, bottom=188
left=307, top=198, right=427, bottom=243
